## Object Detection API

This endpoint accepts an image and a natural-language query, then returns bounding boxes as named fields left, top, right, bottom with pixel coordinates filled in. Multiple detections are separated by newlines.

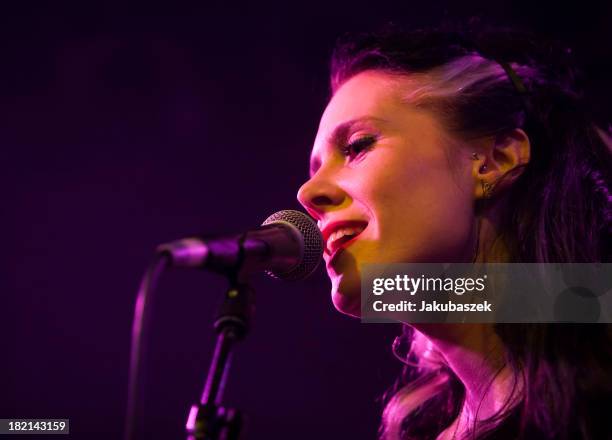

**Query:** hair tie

left=454, top=35, right=529, bottom=104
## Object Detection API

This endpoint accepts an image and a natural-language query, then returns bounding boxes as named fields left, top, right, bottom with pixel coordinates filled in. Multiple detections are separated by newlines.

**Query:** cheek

left=366, top=154, right=474, bottom=260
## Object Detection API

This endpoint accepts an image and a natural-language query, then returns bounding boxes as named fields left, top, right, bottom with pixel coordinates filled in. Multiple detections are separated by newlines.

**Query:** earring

left=481, top=180, right=494, bottom=199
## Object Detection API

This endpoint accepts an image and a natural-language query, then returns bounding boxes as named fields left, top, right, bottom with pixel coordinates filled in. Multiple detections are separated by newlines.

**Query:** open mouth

left=324, top=221, right=368, bottom=256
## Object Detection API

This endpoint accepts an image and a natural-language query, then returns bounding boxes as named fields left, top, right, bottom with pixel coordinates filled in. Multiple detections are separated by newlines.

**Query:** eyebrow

left=309, top=116, right=387, bottom=177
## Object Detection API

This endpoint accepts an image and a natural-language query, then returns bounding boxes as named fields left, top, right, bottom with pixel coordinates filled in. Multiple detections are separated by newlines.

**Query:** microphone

left=156, top=210, right=323, bottom=281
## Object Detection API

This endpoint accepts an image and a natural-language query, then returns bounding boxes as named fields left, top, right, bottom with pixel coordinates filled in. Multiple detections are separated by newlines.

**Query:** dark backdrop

left=3, top=2, right=611, bottom=439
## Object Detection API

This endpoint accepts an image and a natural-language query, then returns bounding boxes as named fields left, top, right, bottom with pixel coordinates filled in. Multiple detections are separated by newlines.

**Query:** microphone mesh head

left=262, top=210, right=323, bottom=281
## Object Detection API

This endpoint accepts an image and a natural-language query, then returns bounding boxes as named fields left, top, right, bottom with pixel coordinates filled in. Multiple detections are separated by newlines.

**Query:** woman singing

left=297, top=27, right=612, bottom=439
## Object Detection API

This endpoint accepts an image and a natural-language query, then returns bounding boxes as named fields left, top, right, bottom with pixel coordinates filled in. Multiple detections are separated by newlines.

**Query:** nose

left=297, top=171, right=347, bottom=219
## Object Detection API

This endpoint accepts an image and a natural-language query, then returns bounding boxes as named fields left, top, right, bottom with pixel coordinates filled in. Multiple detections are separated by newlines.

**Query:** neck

left=415, top=323, right=521, bottom=438
left=426, top=210, right=520, bottom=437
left=415, top=207, right=521, bottom=437
left=473, top=199, right=511, bottom=263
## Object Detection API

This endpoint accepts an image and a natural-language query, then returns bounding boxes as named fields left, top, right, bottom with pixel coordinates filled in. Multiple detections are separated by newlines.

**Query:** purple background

left=3, top=2, right=611, bottom=439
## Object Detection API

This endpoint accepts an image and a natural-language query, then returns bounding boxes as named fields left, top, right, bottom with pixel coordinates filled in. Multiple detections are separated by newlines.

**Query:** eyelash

left=340, top=135, right=377, bottom=160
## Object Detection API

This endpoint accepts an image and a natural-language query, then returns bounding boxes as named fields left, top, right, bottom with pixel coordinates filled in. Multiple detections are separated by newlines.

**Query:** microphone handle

left=156, top=224, right=303, bottom=276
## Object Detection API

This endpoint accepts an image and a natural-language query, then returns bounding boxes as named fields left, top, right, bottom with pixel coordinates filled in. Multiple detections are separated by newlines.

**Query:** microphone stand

left=185, top=274, right=254, bottom=440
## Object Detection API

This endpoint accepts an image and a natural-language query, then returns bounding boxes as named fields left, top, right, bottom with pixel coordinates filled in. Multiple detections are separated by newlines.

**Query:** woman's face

left=297, top=71, right=477, bottom=317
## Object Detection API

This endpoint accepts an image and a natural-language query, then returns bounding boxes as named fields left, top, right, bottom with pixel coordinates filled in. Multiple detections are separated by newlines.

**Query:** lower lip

left=327, top=234, right=362, bottom=266
left=327, top=248, right=344, bottom=267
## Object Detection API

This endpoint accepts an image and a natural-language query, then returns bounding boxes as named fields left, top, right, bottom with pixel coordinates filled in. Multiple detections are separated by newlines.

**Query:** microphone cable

left=124, top=253, right=170, bottom=440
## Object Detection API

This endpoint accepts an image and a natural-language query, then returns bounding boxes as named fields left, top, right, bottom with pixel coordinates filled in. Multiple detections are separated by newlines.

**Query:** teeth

left=327, top=226, right=365, bottom=251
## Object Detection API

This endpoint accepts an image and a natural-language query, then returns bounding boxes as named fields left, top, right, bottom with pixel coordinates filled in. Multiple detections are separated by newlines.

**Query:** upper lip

left=320, top=219, right=368, bottom=255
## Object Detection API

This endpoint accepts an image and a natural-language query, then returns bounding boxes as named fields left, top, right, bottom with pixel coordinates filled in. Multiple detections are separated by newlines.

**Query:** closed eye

left=340, top=135, right=377, bottom=161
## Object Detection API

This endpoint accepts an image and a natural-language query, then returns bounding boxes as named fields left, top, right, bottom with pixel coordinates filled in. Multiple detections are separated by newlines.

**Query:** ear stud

left=472, top=153, right=488, bottom=172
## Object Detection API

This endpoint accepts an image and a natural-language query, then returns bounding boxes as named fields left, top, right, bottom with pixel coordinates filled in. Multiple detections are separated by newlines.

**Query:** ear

left=472, top=128, right=531, bottom=199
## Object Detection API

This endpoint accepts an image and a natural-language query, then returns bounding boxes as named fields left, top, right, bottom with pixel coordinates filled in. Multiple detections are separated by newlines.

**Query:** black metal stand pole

left=186, top=280, right=254, bottom=440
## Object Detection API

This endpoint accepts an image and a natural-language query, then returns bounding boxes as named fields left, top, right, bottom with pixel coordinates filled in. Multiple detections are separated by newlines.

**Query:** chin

left=330, top=271, right=362, bottom=318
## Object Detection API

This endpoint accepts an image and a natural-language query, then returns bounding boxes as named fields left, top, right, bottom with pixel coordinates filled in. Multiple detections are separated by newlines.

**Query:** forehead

left=318, top=71, right=407, bottom=134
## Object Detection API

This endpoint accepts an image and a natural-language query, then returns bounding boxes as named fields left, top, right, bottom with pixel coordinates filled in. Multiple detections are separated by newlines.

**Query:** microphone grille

left=262, top=210, right=323, bottom=281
